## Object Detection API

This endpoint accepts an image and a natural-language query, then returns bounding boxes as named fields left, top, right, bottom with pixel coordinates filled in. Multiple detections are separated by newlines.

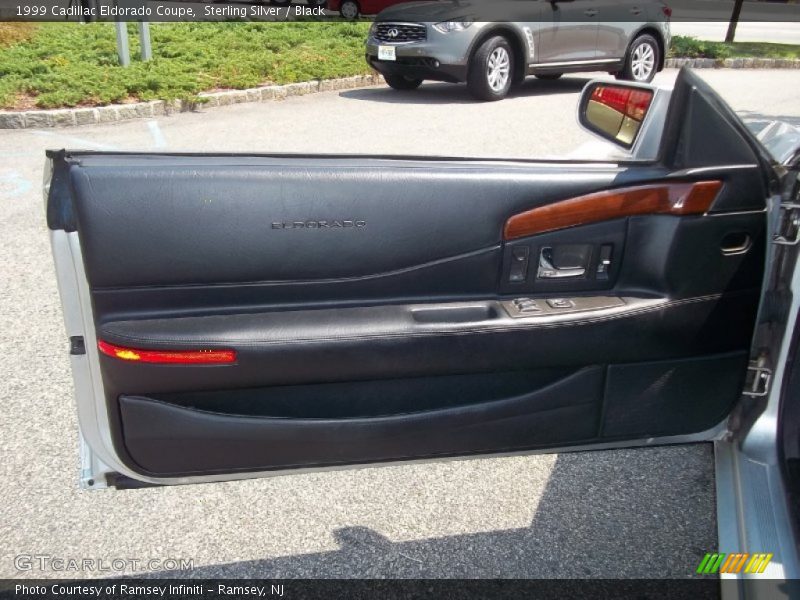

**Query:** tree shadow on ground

left=148, top=445, right=717, bottom=579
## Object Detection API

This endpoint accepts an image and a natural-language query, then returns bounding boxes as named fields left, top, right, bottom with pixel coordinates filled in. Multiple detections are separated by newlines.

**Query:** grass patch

left=670, top=35, right=800, bottom=60
left=0, top=21, right=371, bottom=109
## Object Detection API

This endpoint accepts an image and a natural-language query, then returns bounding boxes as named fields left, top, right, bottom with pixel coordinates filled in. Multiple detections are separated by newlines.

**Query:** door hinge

left=743, top=363, right=772, bottom=397
left=773, top=202, right=800, bottom=246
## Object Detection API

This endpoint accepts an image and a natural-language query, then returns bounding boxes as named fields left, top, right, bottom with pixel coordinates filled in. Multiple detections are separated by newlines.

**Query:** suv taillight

left=591, top=85, right=653, bottom=122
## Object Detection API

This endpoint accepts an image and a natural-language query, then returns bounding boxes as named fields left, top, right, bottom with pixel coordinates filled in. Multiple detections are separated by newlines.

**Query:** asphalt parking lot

left=1, top=68, right=799, bottom=579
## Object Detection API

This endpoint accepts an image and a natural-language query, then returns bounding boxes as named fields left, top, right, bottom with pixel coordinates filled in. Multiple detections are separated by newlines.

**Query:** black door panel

left=54, top=155, right=767, bottom=478
left=47, top=72, right=775, bottom=481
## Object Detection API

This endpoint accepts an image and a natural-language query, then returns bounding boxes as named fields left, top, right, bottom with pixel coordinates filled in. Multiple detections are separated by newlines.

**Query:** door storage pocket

left=118, top=366, right=604, bottom=476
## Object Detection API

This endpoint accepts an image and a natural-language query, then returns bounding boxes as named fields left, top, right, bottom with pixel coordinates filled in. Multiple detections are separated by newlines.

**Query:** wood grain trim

left=503, top=180, right=723, bottom=240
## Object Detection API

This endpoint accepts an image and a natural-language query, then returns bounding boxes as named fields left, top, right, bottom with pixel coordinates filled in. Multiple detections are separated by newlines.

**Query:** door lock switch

left=508, top=246, right=530, bottom=283
left=596, top=244, right=613, bottom=280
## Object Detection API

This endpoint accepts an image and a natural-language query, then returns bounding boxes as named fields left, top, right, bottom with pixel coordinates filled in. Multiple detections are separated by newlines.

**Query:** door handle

left=720, top=232, right=752, bottom=255
left=630, top=7, right=642, bottom=15
left=584, top=9, right=598, bottom=17
left=537, top=247, right=586, bottom=279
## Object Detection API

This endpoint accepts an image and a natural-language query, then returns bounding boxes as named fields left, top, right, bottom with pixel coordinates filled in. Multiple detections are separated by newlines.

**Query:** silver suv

left=366, top=0, right=672, bottom=101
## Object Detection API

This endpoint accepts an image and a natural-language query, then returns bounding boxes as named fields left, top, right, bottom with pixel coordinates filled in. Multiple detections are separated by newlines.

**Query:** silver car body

left=366, top=0, right=671, bottom=84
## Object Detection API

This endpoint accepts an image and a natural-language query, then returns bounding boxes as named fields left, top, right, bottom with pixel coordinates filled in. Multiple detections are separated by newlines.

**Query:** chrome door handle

left=537, top=247, right=586, bottom=279
left=584, top=9, right=598, bottom=17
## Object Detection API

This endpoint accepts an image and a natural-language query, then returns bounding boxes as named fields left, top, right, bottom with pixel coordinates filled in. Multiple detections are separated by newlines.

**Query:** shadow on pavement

left=150, top=445, right=715, bottom=579
left=340, top=77, right=591, bottom=106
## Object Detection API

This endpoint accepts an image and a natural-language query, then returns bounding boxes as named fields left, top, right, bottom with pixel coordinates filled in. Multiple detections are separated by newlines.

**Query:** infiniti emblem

left=388, top=28, right=399, bottom=38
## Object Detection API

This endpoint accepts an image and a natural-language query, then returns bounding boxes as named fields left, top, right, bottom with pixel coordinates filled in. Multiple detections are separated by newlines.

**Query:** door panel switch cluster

left=502, top=296, right=625, bottom=318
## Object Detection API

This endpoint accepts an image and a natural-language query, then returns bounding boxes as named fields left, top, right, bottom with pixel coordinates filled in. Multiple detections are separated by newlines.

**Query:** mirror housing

left=578, top=81, right=656, bottom=150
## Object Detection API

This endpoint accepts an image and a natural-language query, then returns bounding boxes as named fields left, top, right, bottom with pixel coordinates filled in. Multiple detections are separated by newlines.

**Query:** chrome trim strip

left=706, top=208, right=768, bottom=218
left=530, top=58, right=620, bottom=68
left=374, top=21, right=426, bottom=27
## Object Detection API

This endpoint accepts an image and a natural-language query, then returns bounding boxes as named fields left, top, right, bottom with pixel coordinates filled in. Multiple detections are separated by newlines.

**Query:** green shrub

left=670, top=36, right=732, bottom=59
left=0, top=22, right=372, bottom=109
left=670, top=35, right=800, bottom=60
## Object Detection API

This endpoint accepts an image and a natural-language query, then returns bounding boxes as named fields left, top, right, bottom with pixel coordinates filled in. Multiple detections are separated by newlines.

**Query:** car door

left=594, top=0, right=641, bottom=61
left=536, top=0, right=599, bottom=64
left=47, top=69, right=777, bottom=488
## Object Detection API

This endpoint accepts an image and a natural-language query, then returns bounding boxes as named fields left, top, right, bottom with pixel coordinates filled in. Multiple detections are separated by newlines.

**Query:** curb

left=665, top=57, right=800, bottom=69
left=0, top=73, right=384, bottom=129
left=2, top=59, right=798, bottom=129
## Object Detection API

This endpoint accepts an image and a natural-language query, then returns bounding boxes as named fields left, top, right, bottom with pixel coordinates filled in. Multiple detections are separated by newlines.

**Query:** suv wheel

left=618, top=34, right=659, bottom=83
left=467, top=36, right=514, bottom=101
left=340, top=0, right=359, bottom=19
left=383, top=73, right=423, bottom=91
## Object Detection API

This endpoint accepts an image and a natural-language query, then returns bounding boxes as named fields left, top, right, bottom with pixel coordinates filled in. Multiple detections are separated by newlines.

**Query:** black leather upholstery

left=119, top=367, right=606, bottom=475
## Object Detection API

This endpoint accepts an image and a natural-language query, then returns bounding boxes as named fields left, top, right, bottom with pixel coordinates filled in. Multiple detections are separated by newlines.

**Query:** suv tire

left=618, top=34, right=659, bottom=83
left=467, top=36, right=514, bottom=101
left=384, top=73, right=424, bottom=91
left=340, top=0, right=359, bottom=19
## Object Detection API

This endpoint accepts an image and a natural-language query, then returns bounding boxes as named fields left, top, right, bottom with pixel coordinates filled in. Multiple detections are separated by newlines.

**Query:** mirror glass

left=581, top=83, right=654, bottom=149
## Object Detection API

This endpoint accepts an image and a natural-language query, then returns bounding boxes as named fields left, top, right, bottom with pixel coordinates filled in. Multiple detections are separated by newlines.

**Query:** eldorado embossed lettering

left=272, top=220, right=367, bottom=229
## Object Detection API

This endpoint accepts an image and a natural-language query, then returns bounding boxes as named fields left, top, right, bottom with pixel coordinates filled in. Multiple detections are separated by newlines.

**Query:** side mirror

left=578, top=81, right=655, bottom=150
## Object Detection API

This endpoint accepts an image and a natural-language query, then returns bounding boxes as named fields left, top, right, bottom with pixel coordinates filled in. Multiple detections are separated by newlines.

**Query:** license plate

left=378, top=45, right=396, bottom=61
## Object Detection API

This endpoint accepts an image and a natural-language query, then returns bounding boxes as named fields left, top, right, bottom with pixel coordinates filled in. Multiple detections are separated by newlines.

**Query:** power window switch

left=516, top=299, right=541, bottom=313
left=519, top=305, right=542, bottom=313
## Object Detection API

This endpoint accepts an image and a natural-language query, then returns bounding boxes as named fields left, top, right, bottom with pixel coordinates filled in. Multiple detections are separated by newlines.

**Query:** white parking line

left=147, top=120, right=168, bottom=148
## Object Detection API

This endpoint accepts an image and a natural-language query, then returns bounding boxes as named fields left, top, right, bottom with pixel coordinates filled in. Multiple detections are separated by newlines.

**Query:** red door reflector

left=97, top=340, right=236, bottom=364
